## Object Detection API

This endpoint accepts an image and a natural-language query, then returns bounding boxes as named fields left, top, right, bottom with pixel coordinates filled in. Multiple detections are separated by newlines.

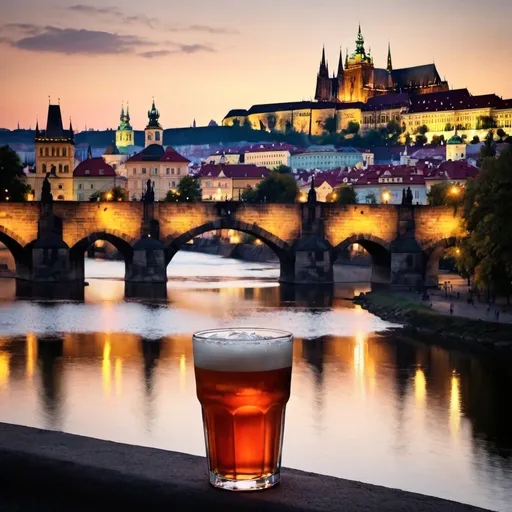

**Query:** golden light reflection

left=0, top=351, right=10, bottom=390
left=414, top=368, right=427, bottom=407
left=353, top=332, right=366, bottom=377
left=26, top=333, right=37, bottom=379
left=102, top=339, right=111, bottom=397
left=115, top=357, right=122, bottom=396
left=179, top=353, right=186, bottom=390
left=449, top=372, right=461, bottom=436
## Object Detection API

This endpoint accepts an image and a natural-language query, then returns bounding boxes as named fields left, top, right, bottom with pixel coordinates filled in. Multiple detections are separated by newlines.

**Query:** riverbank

left=354, top=291, right=512, bottom=351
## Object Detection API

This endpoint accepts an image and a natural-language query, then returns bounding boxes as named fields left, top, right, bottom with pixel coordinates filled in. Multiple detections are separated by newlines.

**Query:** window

left=148, top=133, right=153, bottom=141
left=85, top=169, right=90, bottom=175
left=414, top=190, right=419, bottom=199
left=155, top=131, right=161, bottom=141
left=45, top=148, right=49, bottom=156
left=58, top=164, right=63, bottom=173
left=63, top=148, right=67, bottom=157
left=177, top=168, right=181, bottom=175
left=166, top=168, right=170, bottom=175
left=51, top=148, right=55, bottom=156
left=78, top=193, right=84, bottom=201
left=99, top=169, right=104, bottom=176
left=42, top=163, right=47, bottom=173
left=172, top=181, right=176, bottom=188
left=57, top=195, right=64, bottom=200
left=171, top=168, right=175, bottom=175
left=133, top=168, right=136, bottom=175
left=90, top=184, right=94, bottom=189
left=78, top=184, right=83, bottom=189
left=64, top=165, right=69, bottom=173
left=142, top=168, right=147, bottom=174
left=58, top=185, right=63, bottom=190
left=39, top=148, right=43, bottom=157
left=152, top=168, right=158, bottom=176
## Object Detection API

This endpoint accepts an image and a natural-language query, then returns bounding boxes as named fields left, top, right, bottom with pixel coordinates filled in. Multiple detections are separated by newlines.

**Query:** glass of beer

left=193, top=328, right=293, bottom=491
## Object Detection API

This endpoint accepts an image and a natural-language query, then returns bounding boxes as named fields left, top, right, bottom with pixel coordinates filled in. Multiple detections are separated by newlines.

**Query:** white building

left=291, top=145, right=363, bottom=171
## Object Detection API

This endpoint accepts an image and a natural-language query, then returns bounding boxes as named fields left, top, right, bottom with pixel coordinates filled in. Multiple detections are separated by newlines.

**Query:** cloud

left=139, top=44, right=215, bottom=58
left=11, top=27, right=153, bottom=55
left=4, top=23, right=45, bottom=35
left=64, top=4, right=237, bottom=34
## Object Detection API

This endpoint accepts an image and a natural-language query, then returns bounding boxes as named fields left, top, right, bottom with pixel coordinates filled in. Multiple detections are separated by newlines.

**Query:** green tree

left=344, top=121, right=360, bottom=135
left=386, top=120, right=402, bottom=141
left=415, top=134, right=428, bottom=147
left=242, top=172, right=298, bottom=203
left=445, top=123, right=454, bottom=132
left=427, top=182, right=464, bottom=206
left=274, top=164, right=292, bottom=174
left=477, top=116, right=497, bottom=130
left=365, top=192, right=377, bottom=204
left=99, top=186, right=128, bottom=201
left=415, top=124, right=429, bottom=135
left=165, top=175, right=202, bottom=202
left=497, top=128, right=507, bottom=142
left=431, top=134, right=446, bottom=146
left=462, top=147, right=512, bottom=297
left=0, top=145, right=30, bottom=201
left=335, top=185, right=357, bottom=205
left=480, top=130, right=496, bottom=160
left=323, top=116, right=338, bottom=135
left=448, top=238, right=478, bottom=287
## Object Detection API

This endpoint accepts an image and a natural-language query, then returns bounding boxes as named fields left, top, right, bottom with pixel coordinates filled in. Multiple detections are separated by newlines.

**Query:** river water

left=0, top=253, right=511, bottom=511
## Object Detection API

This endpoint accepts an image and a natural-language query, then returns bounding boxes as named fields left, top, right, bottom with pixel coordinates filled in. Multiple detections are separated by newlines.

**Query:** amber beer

left=193, top=328, right=293, bottom=491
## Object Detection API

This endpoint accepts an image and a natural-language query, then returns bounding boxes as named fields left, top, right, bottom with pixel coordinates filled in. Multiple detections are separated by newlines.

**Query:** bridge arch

left=69, top=230, right=135, bottom=279
left=333, top=234, right=391, bottom=285
left=424, top=236, right=459, bottom=288
left=165, top=219, right=292, bottom=270
left=0, top=226, right=31, bottom=277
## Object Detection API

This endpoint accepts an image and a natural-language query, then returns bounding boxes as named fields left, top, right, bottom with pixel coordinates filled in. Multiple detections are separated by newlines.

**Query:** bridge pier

left=125, top=237, right=167, bottom=284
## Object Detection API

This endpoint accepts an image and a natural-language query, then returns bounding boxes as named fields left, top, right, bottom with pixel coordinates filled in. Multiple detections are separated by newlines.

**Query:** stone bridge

left=0, top=202, right=464, bottom=291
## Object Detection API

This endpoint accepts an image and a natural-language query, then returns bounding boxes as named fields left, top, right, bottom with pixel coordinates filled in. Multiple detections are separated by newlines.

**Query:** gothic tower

left=314, top=47, right=333, bottom=101
left=116, top=103, right=134, bottom=153
left=145, top=99, right=163, bottom=147
left=34, top=103, right=75, bottom=200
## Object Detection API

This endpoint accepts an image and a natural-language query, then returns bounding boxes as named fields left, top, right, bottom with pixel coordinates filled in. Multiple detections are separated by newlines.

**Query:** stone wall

left=323, top=204, right=399, bottom=248
left=414, top=206, right=464, bottom=250
left=0, top=203, right=40, bottom=246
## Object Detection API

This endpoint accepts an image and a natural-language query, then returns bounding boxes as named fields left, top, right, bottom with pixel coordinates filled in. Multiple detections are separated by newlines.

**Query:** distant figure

left=41, top=172, right=53, bottom=204
left=495, top=309, right=500, bottom=321
left=401, top=188, right=406, bottom=205
left=406, top=187, right=413, bottom=205
left=142, top=179, right=155, bottom=203
left=450, top=303, right=454, bottom=315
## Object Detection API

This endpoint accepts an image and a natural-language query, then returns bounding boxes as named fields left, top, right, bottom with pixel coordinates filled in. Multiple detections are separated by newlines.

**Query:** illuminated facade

left=33, top=104, right=75, bottom=201
left=115, top=104, right=135, bottom=154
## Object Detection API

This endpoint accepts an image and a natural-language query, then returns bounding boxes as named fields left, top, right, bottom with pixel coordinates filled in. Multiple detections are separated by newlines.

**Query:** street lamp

left=450, top=185, right=460, bottom=196
left=106, top=192, right=113, bottom=201
left=382, top=191, right=390, bottom=204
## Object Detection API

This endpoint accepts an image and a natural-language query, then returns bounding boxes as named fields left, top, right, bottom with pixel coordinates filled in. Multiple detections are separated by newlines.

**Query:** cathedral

left=315, top=25, right=448, bottom=103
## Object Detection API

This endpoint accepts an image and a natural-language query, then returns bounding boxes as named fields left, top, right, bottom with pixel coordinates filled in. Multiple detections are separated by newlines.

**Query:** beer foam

left=193, top=328, right=293, bottom=372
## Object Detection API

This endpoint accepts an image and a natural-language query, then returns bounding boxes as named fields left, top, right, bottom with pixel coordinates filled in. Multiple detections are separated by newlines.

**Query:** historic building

left=315, top=25, right=448, bottom=103
left=290, top=146, right=363, bottom=171
left=32, top=103, right=75, bottom=201
left=74, top=158, right=126, bottom=201
left=115, top=104, right=135, bottom=154
left=145, top=100, right=163, bottom=148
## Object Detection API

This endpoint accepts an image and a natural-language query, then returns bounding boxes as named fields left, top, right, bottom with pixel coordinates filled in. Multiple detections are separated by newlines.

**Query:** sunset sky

left=1, top=0, right=511, bottom=131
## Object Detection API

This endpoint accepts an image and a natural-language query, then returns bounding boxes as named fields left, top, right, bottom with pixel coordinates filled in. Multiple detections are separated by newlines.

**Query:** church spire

left=387, top=42, right=393, bottom=72
left=120, top=103, right=125, bottom=121
left=337, top=47, right=344, bottom=76
left=126, top=102, right=130, bottom=122
left=319, top=46, right=329, bottom=77
left=355, top=24, right=365, bottom=56
left=345, top=47, right=349, bottom=69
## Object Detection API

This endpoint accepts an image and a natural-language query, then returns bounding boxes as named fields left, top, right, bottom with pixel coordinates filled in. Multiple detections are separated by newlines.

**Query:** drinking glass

left=193, top=328, right=293, bottom=491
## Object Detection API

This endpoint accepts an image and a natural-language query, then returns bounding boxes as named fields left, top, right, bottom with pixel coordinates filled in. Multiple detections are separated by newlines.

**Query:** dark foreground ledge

left=0, top=423, right=488, bottom=512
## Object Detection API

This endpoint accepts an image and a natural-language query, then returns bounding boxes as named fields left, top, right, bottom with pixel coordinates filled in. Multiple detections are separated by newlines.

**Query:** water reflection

left=0, top=254, right=511, bottom=511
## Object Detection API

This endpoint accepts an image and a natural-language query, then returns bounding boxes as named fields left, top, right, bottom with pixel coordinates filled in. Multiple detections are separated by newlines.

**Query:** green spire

left=355, top=23, right=365, bottom=55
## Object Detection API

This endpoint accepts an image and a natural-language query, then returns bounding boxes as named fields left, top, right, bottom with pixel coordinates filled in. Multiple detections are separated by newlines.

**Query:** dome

left=142, top=144, right=165, bottom=157
left=447, top=134, right=464, bottom=145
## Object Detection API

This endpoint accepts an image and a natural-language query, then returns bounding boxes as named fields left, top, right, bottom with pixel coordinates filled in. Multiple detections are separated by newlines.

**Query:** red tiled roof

left=197, top=164, right=270, bottom=179
left=244, top=142, right=297, bottom=153
left=424, top=160, right=478, bottom=181
left=73, top=158, right=116, bottom=177
left=354, top=165, right=425, bottom=186
left=126, top=145, right=190, bottom=163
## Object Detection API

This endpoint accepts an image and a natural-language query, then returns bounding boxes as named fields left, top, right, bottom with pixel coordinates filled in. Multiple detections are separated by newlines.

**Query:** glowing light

left=450, top=185, right=460, bottom=196
left=353, top=332, right=366, bottom=377
left=179, top=353, right=186, bottom=390
left=414, top=368, right=427, bottom=407
left=449, top=372, right=461, bottom=436
left=26, top=333, right=37, bottom=379
left=115, top=357, right=122, bottom=396
left=455, top=248, right=461, bottom=255
left=382, top=191, right=390, bottom=203
left=0, top=351, right=10, bottom=390
left=106, top=192, right=113, bottom=200
left=102, top=339, right=111, bottom=397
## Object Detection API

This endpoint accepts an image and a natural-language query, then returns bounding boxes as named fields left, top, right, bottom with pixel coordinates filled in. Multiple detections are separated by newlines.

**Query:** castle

left=315, top=25, right=448, bottom=103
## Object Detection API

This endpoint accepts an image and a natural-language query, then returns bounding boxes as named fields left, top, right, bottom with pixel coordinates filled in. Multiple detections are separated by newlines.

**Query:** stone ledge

left=0, top=423, right=487, bottom=512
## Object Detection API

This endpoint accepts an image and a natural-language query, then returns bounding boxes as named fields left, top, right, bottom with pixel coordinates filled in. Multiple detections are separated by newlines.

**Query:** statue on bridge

left=401, top=187, right=413, bottom=205
left=307, top=176, right=317, bottom=204
left=41, top=172, right=53, bottom=204
left=142, top=179, right=155, bottom=203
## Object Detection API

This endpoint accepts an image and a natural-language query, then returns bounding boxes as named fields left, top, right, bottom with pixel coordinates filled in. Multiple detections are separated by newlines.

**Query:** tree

left=477, top=116, right=497, bottom=130
left=365, top=192, right=377, bottom=204
left=344, top=121, right=360, bottom=135
left=445, top=123, right=454, bottom=132
left=427, top=182, right=464, bottom=207
left=462, top=147, right=512, bottom=297
left=99, top=186, right=127, bottom=201
left=165, top=175, right=202, bottom=202
left=323, top=116, right=337, bottom=135
left=415, top=124, right=429, bottom=136
left=241, top=172, right=298, bottom=203
left=431, top=135, right=445, bottom=146
left=0, top=145, right=30, bottom=201
left=386, top=120, right=402, bottom=140
left=335, top=185, right=357, bottom=205
left=448, top=238, right=477, bottom=287
left=471, top=135, right=480, bottom=144
left=480, top=130, right=496, bottom=160
left=415, top=134, right=428, bottom=147
left=497, top=128, right=508, bottom=142
left=274, top=164, right=292, bottom=174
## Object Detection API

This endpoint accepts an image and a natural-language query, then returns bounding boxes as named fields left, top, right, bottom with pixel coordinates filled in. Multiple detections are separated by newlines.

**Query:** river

left=0, top=253, right=511, bottom=511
